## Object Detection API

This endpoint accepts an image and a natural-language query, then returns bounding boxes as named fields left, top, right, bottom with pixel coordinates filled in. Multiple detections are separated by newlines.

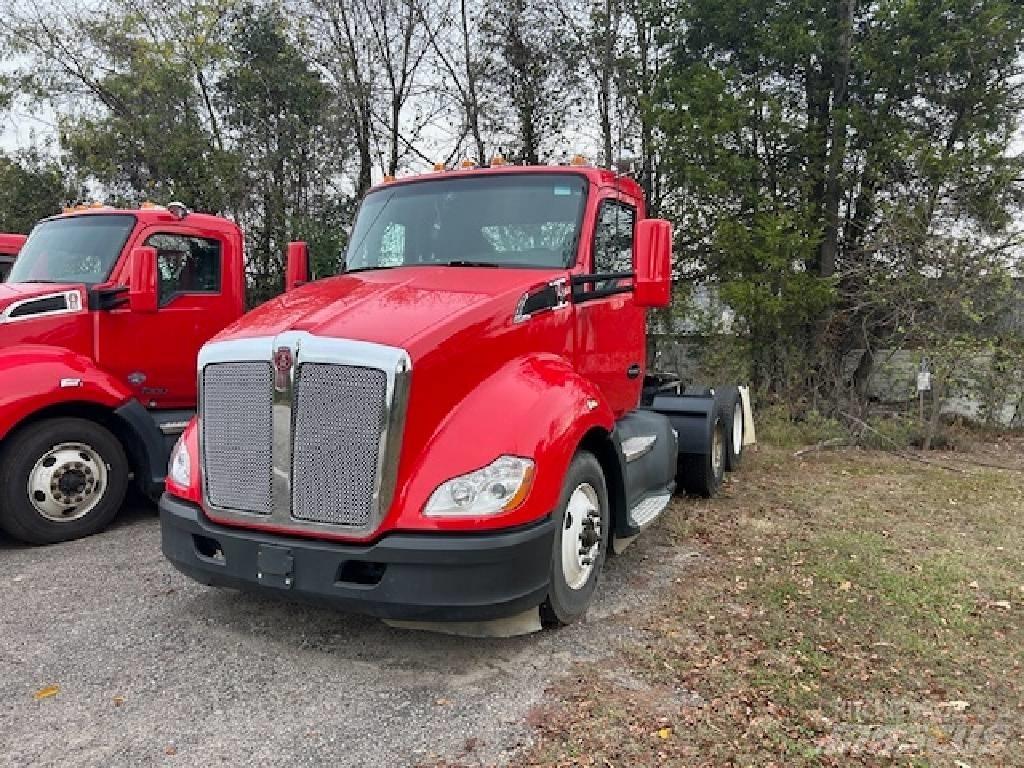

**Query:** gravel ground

left=0, top=502, right=698, bottom=768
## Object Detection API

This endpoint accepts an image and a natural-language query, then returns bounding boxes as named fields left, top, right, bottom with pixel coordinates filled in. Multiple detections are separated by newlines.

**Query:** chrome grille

left=291, top=363, right=387, bottom=526
left=202, top=362, right=274, bottom=515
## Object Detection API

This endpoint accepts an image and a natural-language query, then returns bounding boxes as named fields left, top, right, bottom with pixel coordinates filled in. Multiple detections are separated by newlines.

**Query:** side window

left=592, top=200, right=635, bottom=279
left=145, top=233, right=222, bottom=305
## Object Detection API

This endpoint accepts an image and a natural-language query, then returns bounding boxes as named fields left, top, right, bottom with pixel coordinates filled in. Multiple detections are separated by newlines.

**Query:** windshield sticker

left=553, top=186, right=573, bottom=196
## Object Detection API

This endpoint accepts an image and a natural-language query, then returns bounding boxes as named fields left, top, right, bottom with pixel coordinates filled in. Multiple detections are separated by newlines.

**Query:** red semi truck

left=0, top=204, right=308, bottom=544
left=0, top=233, right=27, bottom=281
left=160, top=162, right=752, bottom=626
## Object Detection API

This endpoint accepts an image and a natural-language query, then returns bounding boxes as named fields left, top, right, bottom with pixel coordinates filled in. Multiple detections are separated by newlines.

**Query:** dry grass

left=518, top=440, right=1024, bottom=767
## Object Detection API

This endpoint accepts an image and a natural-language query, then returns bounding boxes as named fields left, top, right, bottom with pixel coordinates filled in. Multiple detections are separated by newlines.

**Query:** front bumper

left=159, top=494, right=556, bottom=621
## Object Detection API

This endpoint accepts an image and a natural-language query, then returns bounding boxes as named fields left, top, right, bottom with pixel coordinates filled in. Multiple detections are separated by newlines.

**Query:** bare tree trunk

left=819, top=0, right=855, bottom=278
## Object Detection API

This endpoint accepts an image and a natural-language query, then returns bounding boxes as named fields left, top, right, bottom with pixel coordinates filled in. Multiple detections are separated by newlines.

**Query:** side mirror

left=129, top=246, right=158, bottom=313
left=285, top=241, right=310, bottom=292
left=633, top=218, right=672, bottom=308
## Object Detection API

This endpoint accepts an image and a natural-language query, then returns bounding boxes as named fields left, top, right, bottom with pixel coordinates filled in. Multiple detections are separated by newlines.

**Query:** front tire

left=541, top=451, right=611, bottom=626
left=0, top=418, right=128, bottom=545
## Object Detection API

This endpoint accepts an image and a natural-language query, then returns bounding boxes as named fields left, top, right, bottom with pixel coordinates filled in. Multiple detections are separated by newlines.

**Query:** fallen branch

left=792, top=437, right=853, bottom=457
left=839, top=412, right=967, bottom=473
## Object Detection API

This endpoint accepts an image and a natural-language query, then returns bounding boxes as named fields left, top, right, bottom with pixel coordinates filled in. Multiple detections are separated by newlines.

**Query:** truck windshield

left=8, top=215, right=136, bottom=285
left=346, top=174, right=588, bottom=270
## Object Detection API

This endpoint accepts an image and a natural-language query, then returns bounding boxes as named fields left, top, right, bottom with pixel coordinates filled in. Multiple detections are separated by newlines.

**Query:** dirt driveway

left=0, top=502, right=697, bottom=767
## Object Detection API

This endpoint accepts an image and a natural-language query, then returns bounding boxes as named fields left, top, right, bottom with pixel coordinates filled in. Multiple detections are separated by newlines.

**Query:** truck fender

left=648, top=393, right=718, bottom=456
left=0, top=345, right=134, bottom=439
left=394, top=353, right=616, bottom=532
left=0, top=345, right=167, bottom=497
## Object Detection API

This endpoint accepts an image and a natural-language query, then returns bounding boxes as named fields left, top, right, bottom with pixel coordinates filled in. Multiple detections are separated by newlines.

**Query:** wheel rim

left=561, top=483, right=602, bottom=591
left=27, top=442, right=108, bottom=523
left=732, top=402, right=743, bottom=455
left=711, top=424, right=724, bottom=477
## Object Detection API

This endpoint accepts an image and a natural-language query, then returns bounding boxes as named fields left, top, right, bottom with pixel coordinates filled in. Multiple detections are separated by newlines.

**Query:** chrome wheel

left=27, top=442, right=108, bottom=523
left=561, top=482, right=602, bottom=591
left=732, top=402, right=743, bottom=455
left=711, top=423, right=724, bottom=478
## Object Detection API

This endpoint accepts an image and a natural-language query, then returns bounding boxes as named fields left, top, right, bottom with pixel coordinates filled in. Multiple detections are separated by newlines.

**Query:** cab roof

left=47, top=206, right=241, bottom=235
left=371, top=163, right=645, bottom=200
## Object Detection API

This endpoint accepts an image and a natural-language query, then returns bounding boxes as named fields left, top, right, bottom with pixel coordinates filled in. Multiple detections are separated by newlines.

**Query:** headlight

left=168, top=436, right=191, bottom=487
left=424, top=455, right=535, bottom=517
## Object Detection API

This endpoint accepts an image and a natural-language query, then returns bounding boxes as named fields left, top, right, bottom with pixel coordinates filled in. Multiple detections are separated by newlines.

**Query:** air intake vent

left=7, top=295, right=68, bottom=319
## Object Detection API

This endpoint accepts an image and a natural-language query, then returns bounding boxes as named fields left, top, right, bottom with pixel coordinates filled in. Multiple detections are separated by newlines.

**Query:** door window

left=145, top=233, right=222, bottom=305
left=592, top=200, right=635, bottom=285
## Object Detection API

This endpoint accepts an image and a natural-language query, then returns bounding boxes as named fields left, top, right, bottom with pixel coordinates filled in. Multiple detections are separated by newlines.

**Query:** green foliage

left=653, top=0, right=1024, bottom=412
left=756, top=404, right=846, bottom=449
left=0, top=150, right=73, bottom=232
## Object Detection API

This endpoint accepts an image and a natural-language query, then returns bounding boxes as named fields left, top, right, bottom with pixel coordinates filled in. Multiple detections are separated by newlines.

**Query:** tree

left=218, top=3, right=349, bottom=301
left=654, top=0, right=1024, bottom=406
left=0, top=150, right=74, bottom=232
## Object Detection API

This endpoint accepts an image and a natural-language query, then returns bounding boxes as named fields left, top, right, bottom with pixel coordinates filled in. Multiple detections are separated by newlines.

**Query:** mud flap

left=738, top=385, right=757, bottom=446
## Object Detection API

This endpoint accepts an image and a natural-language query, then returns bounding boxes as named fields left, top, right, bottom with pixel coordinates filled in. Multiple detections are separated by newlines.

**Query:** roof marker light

left=490, top=155, right=506, bottom=166
left=433, top=162, right=446, bottom=172
left=166, top=201, right=190, bottom=220
left=570, top=154, right=589, bottom=166
left=460, top=159, right=477, bottom=169
left=382, top=174, right=396, bottom=183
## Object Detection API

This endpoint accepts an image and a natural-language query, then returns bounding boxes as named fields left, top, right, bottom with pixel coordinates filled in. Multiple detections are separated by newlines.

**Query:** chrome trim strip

left=271, top=331, right=303, bottom=519
left=159, top=421, right=190, bottom=436
left=0, top=290, right=83, bottom=324
left=197, top=333, right=412, bottom=537
left=621, top=434, right=658, bottom=463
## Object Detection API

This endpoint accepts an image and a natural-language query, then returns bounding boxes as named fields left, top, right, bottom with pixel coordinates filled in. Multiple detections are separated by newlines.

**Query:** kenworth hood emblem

left=273, top=346, right=294, bottom=391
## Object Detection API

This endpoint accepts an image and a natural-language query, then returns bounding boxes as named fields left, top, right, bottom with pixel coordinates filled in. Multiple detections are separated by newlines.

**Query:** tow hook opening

left=336, top=560, right=387, bottom=586
left=193, top=534, right=225, bottom=563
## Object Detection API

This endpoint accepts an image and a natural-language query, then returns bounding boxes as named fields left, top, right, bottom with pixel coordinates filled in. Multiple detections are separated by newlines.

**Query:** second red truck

left=0, top=204, right=307, bottom=544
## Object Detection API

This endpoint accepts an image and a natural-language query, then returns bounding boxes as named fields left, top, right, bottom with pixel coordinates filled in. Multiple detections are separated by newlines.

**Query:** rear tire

left=717, top=385, right=744, bottom=471
left=0, top=418, right=128, bottom=545
left=679, top=415, right=726, bottom=498
left=541, top=451, right=610, bottom=626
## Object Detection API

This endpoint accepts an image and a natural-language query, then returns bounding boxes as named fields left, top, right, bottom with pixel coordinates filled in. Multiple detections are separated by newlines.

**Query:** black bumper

left=159, top=494, right=556, bottom=621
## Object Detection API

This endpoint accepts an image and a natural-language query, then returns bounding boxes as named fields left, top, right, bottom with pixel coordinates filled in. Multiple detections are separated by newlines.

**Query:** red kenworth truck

left=0, top=233, right=27, bottom=281
left=0, top=203, right=308, bottom=544
left=160, top=161, right=752, bottom=626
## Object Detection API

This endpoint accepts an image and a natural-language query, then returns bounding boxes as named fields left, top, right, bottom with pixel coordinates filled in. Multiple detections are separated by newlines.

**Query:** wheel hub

left=561, top=483, right=602, bottom=591
left=28, top=443, right=107, bottom=523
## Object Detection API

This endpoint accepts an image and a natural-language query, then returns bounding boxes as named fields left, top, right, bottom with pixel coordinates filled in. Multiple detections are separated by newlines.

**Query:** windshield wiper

left=346, top=265, right=396, bottom=274
left=442, top=260, right=501, bottom=268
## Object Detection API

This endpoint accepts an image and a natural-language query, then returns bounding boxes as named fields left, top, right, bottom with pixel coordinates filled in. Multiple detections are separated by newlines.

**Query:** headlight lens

left=168, top=436, right=191, bottom=487
left=424, top=455, right=535, bottom=517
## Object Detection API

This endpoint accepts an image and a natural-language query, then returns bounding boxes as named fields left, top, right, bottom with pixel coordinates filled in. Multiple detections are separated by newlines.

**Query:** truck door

left=96, top=227, right=236, bottom=409
left=574, top=194, right=646, bottom=416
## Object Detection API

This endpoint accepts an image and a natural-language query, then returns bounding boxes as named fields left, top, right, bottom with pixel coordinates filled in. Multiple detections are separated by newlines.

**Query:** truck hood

left=214, top=266, right=564, bottom=356
left=0, top=282, right=86, bottom=322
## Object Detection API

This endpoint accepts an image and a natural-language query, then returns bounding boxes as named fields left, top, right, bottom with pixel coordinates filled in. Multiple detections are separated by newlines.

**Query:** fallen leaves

left=33, top=685, right=59, bottom=701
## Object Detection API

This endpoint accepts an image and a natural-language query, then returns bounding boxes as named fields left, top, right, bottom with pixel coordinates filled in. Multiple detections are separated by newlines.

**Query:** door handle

left=627, top=363, right=641, bottom=379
